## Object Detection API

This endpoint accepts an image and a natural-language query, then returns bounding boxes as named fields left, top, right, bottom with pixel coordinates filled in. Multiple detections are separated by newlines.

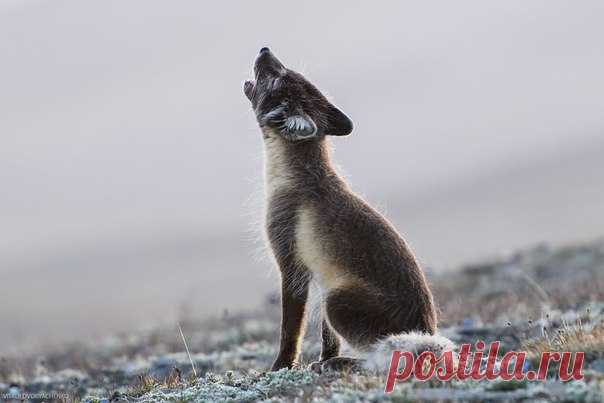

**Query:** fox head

left=244, top=47, right=353, bottom=141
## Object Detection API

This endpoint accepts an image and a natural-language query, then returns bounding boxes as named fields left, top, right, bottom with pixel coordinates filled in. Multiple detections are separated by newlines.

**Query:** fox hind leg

left=320, top=319, right=340, bottom=361
left=309, top=319, right=342, bottom=373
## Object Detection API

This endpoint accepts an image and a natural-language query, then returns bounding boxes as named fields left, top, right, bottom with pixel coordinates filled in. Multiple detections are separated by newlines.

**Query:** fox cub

left=244, top=48, right=438, bottom=372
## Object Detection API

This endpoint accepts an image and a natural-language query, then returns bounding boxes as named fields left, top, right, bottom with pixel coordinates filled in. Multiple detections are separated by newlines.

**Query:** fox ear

left=324, top=104, right=353, bottom=136
left=281, top=114, right=318, bottom=140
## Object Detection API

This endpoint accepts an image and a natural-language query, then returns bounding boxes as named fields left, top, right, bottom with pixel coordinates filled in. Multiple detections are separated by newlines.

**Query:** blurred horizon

left=1, top=0, right=604, bottom=353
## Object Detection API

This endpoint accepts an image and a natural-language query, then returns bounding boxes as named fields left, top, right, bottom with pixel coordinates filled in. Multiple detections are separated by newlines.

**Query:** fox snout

left=244, top=47, right=285, bottom=100
left=254, top=47, right=285, bottom=79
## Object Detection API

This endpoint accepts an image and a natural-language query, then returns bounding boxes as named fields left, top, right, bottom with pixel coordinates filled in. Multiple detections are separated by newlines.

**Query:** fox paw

left=308, top=357, right=364, bottom=374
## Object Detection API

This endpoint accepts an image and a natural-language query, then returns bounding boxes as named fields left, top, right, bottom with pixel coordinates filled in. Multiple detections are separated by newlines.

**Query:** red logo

left=385, top=341, right=584, bottom=393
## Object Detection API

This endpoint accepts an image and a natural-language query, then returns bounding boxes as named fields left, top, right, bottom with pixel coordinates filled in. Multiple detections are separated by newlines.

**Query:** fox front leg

left=271, top=266, right=310, bottom=371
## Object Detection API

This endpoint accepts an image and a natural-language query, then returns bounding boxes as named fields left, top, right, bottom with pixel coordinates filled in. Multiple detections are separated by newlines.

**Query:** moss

left=131, top=368, right=317, bottom=402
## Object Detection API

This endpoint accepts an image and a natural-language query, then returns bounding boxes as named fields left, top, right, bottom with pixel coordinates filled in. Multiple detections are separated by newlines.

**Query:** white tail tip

left=363, top=332, right=456, bottom=372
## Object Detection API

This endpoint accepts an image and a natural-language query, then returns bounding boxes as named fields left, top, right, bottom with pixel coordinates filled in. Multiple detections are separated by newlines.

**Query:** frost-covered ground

left=2, top=239, right=604, bottom=402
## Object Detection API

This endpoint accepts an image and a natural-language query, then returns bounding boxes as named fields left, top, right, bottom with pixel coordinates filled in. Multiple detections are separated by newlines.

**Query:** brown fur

left=244, top=48, right=437, bottom=371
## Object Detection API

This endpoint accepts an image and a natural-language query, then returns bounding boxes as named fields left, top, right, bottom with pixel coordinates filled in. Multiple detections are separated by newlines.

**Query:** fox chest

left=293, top=207, right=351, bottom=291
left=267, top=196, right=353, bottom=291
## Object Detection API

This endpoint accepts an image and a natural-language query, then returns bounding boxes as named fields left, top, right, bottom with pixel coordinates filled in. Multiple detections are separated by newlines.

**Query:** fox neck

left=263, top=135, right=339, bottom=198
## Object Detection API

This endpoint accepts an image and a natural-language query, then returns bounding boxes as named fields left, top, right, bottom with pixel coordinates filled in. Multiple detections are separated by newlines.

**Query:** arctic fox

left=244, top=47, right=452, bottom=372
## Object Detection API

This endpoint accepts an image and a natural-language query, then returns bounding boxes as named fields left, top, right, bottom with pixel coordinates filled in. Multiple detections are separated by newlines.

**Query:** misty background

left=1, top=0, right=603, bottom=353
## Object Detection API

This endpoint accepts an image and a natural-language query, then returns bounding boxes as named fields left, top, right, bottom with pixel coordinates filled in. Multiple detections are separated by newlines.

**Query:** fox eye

left=271, top=77, right=281, bottom=91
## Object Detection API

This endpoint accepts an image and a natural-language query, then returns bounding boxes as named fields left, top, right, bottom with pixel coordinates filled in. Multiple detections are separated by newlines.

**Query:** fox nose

left=259, top=47, right=270, bottom=54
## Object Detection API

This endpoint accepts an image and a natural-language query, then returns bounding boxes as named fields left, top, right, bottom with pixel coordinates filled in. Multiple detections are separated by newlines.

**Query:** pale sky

left=2, top=0, right=604, bottom=266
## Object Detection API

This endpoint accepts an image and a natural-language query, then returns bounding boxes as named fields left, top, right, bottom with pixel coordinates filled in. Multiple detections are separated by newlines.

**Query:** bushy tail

left=362, top=332, right=456, bottom=372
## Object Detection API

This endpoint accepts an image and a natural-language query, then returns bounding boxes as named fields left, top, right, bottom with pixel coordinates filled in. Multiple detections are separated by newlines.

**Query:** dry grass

left=129, top=373, right=159, bottom=397
left=522, top=318, right=604, bottom=363
left=431, top=241, right=604, bottom=327
left=127, top=367, right=195, bottom=399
